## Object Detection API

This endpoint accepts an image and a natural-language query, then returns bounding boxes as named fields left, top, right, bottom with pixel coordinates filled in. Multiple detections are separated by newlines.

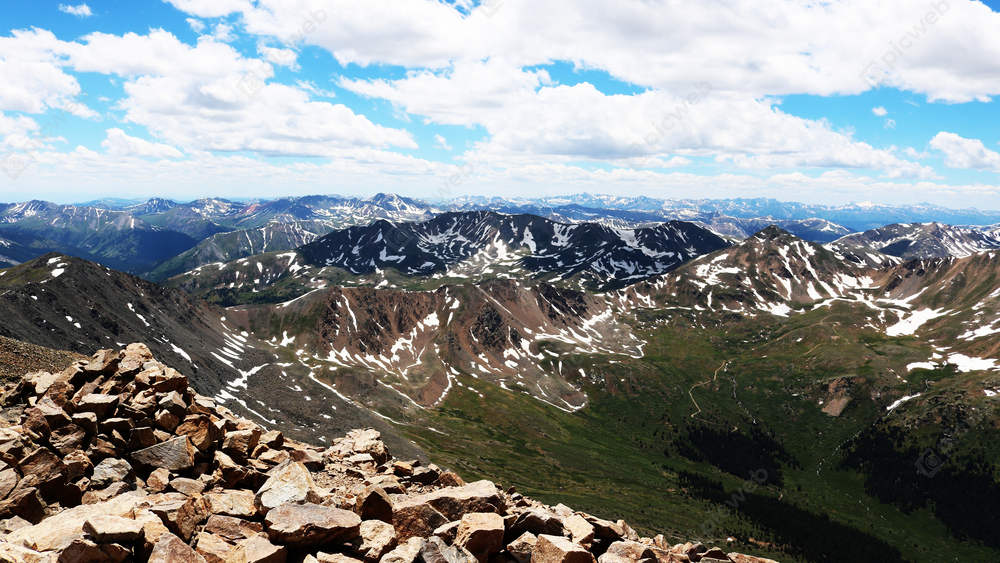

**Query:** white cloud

left=434, top=135, right=452, bottom=151
left=212, top=23, right=237, bottom=43
left=186, top=18, right=206, bottom=33
left=872, top=106, right=888, bottom=116
left=59, top=4, right=92, bottom=17
left=930, top=132, right=1000, bottom=172
left=100, top=128, right=184, bottom=158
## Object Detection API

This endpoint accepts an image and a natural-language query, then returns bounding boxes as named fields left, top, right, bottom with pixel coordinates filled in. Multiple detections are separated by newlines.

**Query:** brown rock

left=49, top=423, right=87, bottom=456
left=436, top=471, right=465, bottom=488
left=432, top=521, right=461, bottom=544
left=127, top=426, right=158, bottom=451
left=531, top=535, right=596, bottom=563
left=206, top=489, right=258, bottom=518
left=55, top=536, right=130, bottom=563
left=254, top=460, right=322, bottom=515
left=83, top=481, right=132, bottom=504
left=155, top=410, right=181, bottom=433
left=22, top=408, right=50, bottom=442
left=0, top=487, right=46, bottom=523
left=256, top=449, right=289, bottom=466
left=14, top=447, right=67, bottom=501
left=34, top=397, right=72, bottom=428
left=356, top=485, right=394, bottom=523
left=150, top=495, right=211, bottom=541
left=147, top=467, right=171, bottom=492
left=420, top=536, right=477, bottom=563
left=223, top=428, right=262, bottom=462
left=392, top=501, right=449, bottom=543
left=150, top=369, right=188, bottom=394
left=176, top=415, right=221, bottom=451
left=149, top=532, right=208, bottom=563
left=699, top=547, right=731, bottom=562
left=597, top=541, right=656, bottom=563
left=507, top=532, right=537, bottom=563
left=135, top=508, right=171, bottom=558
left=132, top=436, right=196, bottom=471
left=265, top=503, right=362, bottom=548
left=72, top=412, right=99, bottom=435
left=195, top=532, right=233, bottom=563
left=726, top=554, right=779, bottom=563
left=316, top=554, right=363, bottom=563
left=91, top=458, right=135, bottom=489
left=381, top=537, right=427, bottom=563
left=227, top=535, right=287, bottom=563
left=352, top=519, right=398, bottom=562
left=77, top=394, right=120, bottom=419
left=259, top=430, right=283, bottom=449
left=85, top=349, right=121, bottom=374
left=581, top=515, right=623, bottom=541
left=563, top=515, right=595, bottom=549
left=395, top=479, right=500, bottom=524
left=87, top=435, right=120, bottom=463
left=119, top=343, right=154, bottom=374
left=289, top=447, right=324, bottom=470
left=169, top=477, right=206, bottom=496
left=455, top=512, right=505, bottom=563
left=392, top=461, right=413, bottom=477
left=201, top=515, right=260, bottom=543
left=511, top=510, right=564, bottom=537
left=0, top=467, right=18, bottom=499
left=64, top=450, right=93, bottom=481
left=83, top=514, right=143, bottom=542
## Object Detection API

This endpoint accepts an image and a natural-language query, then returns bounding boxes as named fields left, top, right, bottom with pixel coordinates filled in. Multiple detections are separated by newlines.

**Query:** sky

left=3, top=0, right=1000, bottom=209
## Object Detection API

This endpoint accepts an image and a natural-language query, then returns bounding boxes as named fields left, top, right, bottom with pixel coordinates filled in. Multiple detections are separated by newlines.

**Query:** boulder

left=419, top=536, right=477, bottom=563
left=76, top=394, right=120, bottom=419
left=392, top=501, right=449, bottom=543
left=206, top=489, right=258, bottom=518
left=91, top=458, right=135, bottom=489
left=131, top=436, right=196, bottom=471
left=254, top=460, right=322, bottom=515
left=455, top=512, right=505, bottom=563
left=82, top=515, right=143, bottom=543
left=13, top=447, right=67, bottom=501
left=0, top=487, right=46, bottom=523
left=49, top=423, right=87, bottom=456
left=381, top=537, right=427, bottom=563
left=223, top=428, right=262, bottom=462
left=394, top=479, right=500, bottom=525
left=150, top=495, right=211, bottom=541
left=355, top=485, right=393, bottom=523
left=265, top=502, right=362, bottom=548
left=176, top=415, right=221, bottom=451
left=148, top=532, right=209, bottom=563
left=54, top=536, right=130, bottom=563
left=563, top=515, right=595, bottom=549
left=205, top=514, right=264, bottom=542
left=147, top=467, right=171, bottom=492
left=195, top=532, right=233, bottom=563
left=64, top=450, right=93, bottom=481
left=510, top=510, right=565, bottom=537
left=597, top=541, right=655, bottom=563
left=351, top=519, right=398, bottom=561
left=169, top=477, right=206, bottom=496
left=72, top=412, right=99, bottom=435
left=531, top=535, right=597, bottom=563
left=6, top=491, right=148, bottom=551
left=227, top=535, right=287, bottom=563
left=127, top=426, right=158, bottom=451
left=507, top=532, right=537, bottom=563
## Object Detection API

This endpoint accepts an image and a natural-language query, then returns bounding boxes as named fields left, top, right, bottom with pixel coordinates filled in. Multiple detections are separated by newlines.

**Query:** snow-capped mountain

left=827, top=223, right=1000, bottom=260
left=297, top=211, right=731, bottom=289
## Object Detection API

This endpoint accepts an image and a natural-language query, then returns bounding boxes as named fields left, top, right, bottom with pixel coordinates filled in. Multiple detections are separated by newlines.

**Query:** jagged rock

left=76, top=394, right=120, bottom=419
left=119, top=343, right=154, bottom=374
left=206, top=489, right=258, bottom=518
left=316, top=553, right=363, bottom=563
left=83, top=481, right=131, bottom=504
left=214, top=450, right=253, bottom=487
left=392, top=500, right=449, bottom=542
left=356, top=485, right=393, bottom=523
left=0, top=542, right=48, bottom=563
left=511, top=510, right=565, bottom=537
left=22, top=408, right=50, bottom=442
left=223, top=428, right=262, bottom=462
left=195, top=532, right=233, bottom=563
left=432, top=521, right=461, bottom=544
left=581, top=515, right=623, bottom=541
left=169, top=477, right=206, bottom=496
left=148, top=532, right=209, bottom=563
left=532, top=535, right=597, bottom=563
left=381, top=537, right=426, bottom=563
left=507, top=532, right=537, bottom=563
left=13, top=447, right=67, bottom=500
left=289, top=447, right=324, bottom=470
left=91, top=458, right=135, bottom=489
left=420, top=535, right=477, bottom=563
left=135, top=508, right=172, bottom=558
left=352, top=518, right=398, bottom=561
left=55, top=535, right=130, bottom=563
left=34, top=398, right=71, bottom=428
left=132, top=436, right=196, bottom=471
left=85, top=349, right=121, bottom=375
left=72, top=412, right=99, bottom=435
left=564, top=515, right=595, bottom=549
left=727, top=555, right=779, bottom=563
left=455, top=512, right=505, bottom=563
left=147, top=467, right=171, bottom=492
left=369, top=474, right=406, bottom=494
left=228, top=535, right=287, bottom=563
left=339, top=429, right=390, bottom=464
left=6, top=491, right=147, bottom=551
left=395, top=479, right=500, bottom=524
left=699, top=547, right=732, bottom=563
left=150, top=494, right=211, bottom=541
left=205, top=513, right=264, bottom=541
left=176, top=415, right=221, bottom=451
left=254, top=460, right=322, bottom=514
left=392, top=461, right=414, bottom=477
left=597, top=541, right=655, bottom=563
left=0, top=466, right=18, bottom=499
left=49, top=423, right=87, bottom=456
left=0, top=487, right=45, bottom=523
left=155, top=410, right=181, bottom=433
left=265, top=502, right=362, bottom=547
left=82, top=514, right=143, bottom=542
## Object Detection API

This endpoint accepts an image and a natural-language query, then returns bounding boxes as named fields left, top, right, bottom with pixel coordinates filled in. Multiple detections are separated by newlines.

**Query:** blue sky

left=2, top=0, right=1000, bottom=209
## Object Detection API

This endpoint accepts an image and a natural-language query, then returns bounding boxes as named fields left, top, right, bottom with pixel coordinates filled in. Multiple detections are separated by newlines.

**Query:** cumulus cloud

left=872, top=106, right=888, bottom=116
left=186, top=18, right=205, bottom=33
left=930, top=132, right=1000, bottom=173
left=59, top=4, right=92, bottom=17
left=434, top=135, right=452, bottom=151
left=101, top=128, right=184, bottom=158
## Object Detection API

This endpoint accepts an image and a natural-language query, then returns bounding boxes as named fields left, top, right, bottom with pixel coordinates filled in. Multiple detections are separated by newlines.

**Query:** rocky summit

left=0, top=344, right=776, bottom=563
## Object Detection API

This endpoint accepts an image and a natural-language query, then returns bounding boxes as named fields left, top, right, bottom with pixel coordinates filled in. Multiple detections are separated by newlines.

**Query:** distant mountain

left=297, top=211, right=731, bottom=290
left=827, top=223, right=1000, bottom=260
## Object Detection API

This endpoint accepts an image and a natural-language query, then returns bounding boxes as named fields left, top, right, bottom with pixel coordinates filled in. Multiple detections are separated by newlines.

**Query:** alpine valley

left=2, top=194, right=1000, bottom=563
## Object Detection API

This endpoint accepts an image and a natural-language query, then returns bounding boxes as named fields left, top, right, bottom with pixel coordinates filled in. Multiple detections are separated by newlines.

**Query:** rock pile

left=0, top=344, right=779, bottom=563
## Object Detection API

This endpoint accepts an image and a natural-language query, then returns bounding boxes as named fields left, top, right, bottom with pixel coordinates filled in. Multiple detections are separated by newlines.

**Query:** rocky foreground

left=0, top=344, right=777, bottom=563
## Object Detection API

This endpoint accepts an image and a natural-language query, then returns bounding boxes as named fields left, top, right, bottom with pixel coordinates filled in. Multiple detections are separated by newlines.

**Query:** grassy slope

left=362, top=301, right=1000, bottom=563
